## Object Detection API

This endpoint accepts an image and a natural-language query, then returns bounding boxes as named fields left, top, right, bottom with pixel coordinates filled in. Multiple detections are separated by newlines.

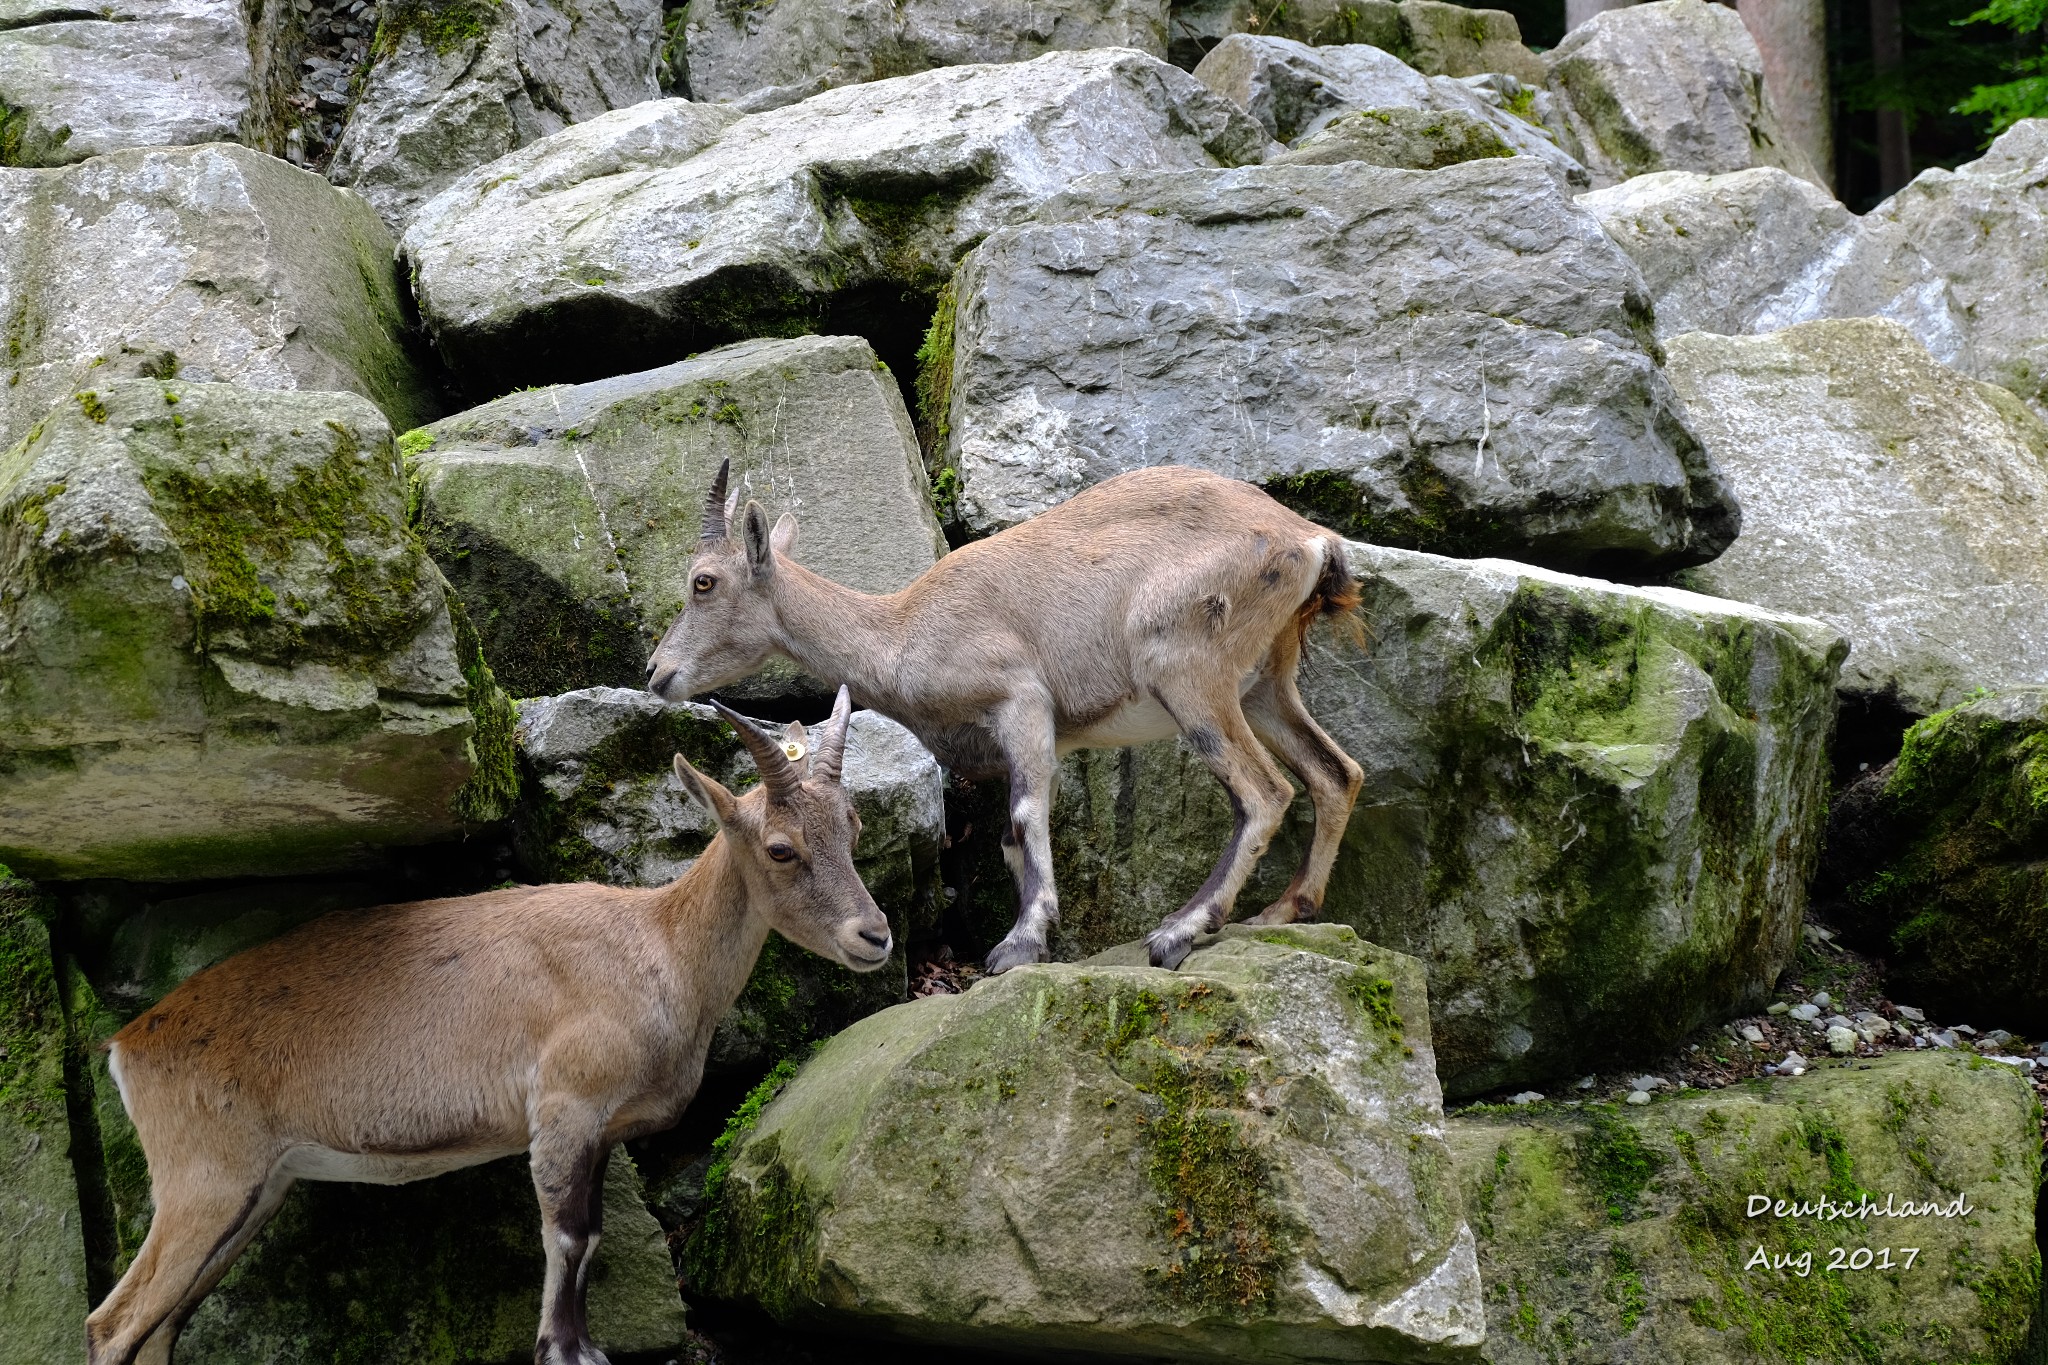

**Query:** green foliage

left=447, top=595, right=519, bottom=824
left=702, top=1057, right=803, bottom=1208
left=1957, top=0, right=2048, bottom=134
left=1577, top=1110, right=1664, bottom=1223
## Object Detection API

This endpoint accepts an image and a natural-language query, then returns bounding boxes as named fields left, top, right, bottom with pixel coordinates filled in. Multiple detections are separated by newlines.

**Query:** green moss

left=686, top=1126, right=821, bottom=1320
left=0, top=877, right=65, bottom=1129
left=74, top=391, right=108, bottom=424
left=447, top=595, right=518, bottom=824
left=1140, top=1056, right=1280, bottom=1311
left=396, top=428, right=436, bottom=461
left=1577, top=1110, right=1663, bottom=1223
left=1960, top=1246, right=2040, bottom=1360
left=1344, top=969, right=1405, bottom=1040
left=373, top=0, right=501, bottom=55
left=0, top=98, right=66, bottom=167
left=1262, top=464, right=1510, bottom=558
left=914, top=277, right=957, bottom=457
left=702, top=1057, right=803, bottom=1208
left=1606, top=1241, right=1647, bottom=1331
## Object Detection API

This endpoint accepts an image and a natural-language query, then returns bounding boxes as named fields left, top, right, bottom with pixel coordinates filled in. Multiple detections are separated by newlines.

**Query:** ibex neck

left=657, top=835, right=770, bottom=1032
left=770, top=560, right=912, bottom=712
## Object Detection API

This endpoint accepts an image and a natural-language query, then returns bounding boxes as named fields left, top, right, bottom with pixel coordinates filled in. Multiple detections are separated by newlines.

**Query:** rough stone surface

left=1449, top=1052, right=2042, bottom=1363
left=0, top=382, right=494, bottom=882
left=0, top=143, right=438, bottom=455
left=1817, top=689, right=2048, bottom=1036
left=1543, top=0, right=1824, bottom=190
left=1576, top=167, right=1855, bottom=340
left=1666, top=320, right=2048, bottom=713
left=0, top=878, right=90, bottom=1365
left=681, top=0, right=1170, bottom=110
left=329, top=0, right=664, bottom=234
left=1271, top=106, right=1514, bottom=171
left=0, top=0, right=294, bottom=167
left=690, top=925, right=1485, bottom=1362
left=513, top=687, right=943, bottom=1070
left=950, top=541, right=1845, bottom=1097
left=403, top=51, right=1273, bottom=392
left=411, top=335, right=944, bottom=701
left=939, top=158, right=1736, bottom=573
left=1168, top=0, right=1543, bottom=83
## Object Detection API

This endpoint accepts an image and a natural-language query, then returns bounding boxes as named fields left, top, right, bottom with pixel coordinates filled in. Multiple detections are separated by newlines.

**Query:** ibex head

left=673, top=684, right=891, bottom=971
left=647, top=457, right=793, bottom=702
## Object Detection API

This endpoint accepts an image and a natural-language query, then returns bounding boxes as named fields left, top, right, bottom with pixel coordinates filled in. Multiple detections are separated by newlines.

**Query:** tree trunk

left=1869, top=0, right=1912, bottom=194
left=1737, top=0, right=1834, bottom=189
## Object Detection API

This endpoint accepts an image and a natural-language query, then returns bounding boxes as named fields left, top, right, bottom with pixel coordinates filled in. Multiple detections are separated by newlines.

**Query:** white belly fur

left=1063, top=695, right=1181, bottom=751
left=279, top=1144, right=522, bottom=1185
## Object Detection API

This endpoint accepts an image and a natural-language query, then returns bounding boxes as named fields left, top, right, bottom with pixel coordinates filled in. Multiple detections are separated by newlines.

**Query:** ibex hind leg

left=1242, top=637, right=1363, bottom=926
left=1144, top=681, right=1295, bottom=970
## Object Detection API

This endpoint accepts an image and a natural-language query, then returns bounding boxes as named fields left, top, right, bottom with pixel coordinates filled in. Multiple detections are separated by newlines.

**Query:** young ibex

left=647, top=461, right=1364, bottom=974
left=84, top=689, right=887, bottom=1365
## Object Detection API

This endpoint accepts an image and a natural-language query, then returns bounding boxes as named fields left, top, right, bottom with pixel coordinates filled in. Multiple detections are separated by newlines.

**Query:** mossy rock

left=689, top=925, right=1485, bottom=1362
left=1272, top=106, right=1515, bottom=170
left=1818, top=687, right=2048, bottom=1034
left=0, top=381, right=513, bottom=881
left=1448, top=1051, right=2042, bottom=1362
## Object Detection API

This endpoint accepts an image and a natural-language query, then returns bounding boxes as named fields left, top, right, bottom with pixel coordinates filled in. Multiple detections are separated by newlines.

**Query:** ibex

left=647, top=460, right=1365, bottom=974
left=84, top=690, right=887, bottom=1365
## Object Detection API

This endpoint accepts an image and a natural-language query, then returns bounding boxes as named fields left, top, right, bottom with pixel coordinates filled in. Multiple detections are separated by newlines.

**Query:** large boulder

left=1168, top=0, right=1543, bottom=83
left=402, top=50, right=1272, bottom=393
left=948, top=541, right=1845, bottom=1097
left=1192, top=35, right=1585, bottom=186
left=1449, top=1052, right=2042, bottom=1363
left=0, top=0, right=298, bottom=167
left=689, top=924, right=1487, bottom=1362
left=1665, top=319, right=2048, bottom=714
left=1817, top=688, right=2048, bottom=1035
left=410, top=335, right=945, bottom=701
left=936, top=158, right=1737, bottom=572
left=514, top=687, right=944, bottom=1070
left=0, top=381, right=513, bottom=882
left=328, top=0, right=664, bottom=234
left=680, top=0, right=1171, bottom=111
left=1542, top=0, right=1824, bottom=190
left=1269, top=106, right=1515, bottom=172
left=1576, top=167, right=1855, bottom=340
left=0, top=143, right=438, bottom=454
left=0, top=877, right=90, bottom=1365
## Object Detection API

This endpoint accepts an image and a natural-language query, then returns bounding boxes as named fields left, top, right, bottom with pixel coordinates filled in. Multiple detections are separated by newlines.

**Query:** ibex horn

left=700, top=457, right=731, bottom=543
left=811, top=686, right=854, bottom=786
left=710, top=698, right=802, bottom=803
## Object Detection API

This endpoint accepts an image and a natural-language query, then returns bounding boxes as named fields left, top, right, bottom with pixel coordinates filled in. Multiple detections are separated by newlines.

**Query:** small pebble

left=1781, top=1050, right=1809, bottom=1075
left=1573, top=1075, right=1595, bottom=1091
left=1929, top=1029, right=1959, bottom=1049
left=1811, top=991, right=1831, bottom=1008
left=1628, top=1075, right=1666, bottom=1092
left=1507, top=1091, right=1543, bottom=1106
left=1825, top=1013, right=1855, bottom=1030
left=1740, top=1025, right=1765, bottom=1045
left=1766, top=1001, right=1790, bottom=1015
left=1984, top=1028, right=2013, bottom=1045
left=1789, top=1003, right=1822, bottom=1022
left=1827, top=1025, right=1857, bottom=1055
left=1625, top=1089, right=1651, bottom=1105
left=1953, top=1023, right=1978, bottom=1036
left=1896, top=1005, right=1925, bottom=1022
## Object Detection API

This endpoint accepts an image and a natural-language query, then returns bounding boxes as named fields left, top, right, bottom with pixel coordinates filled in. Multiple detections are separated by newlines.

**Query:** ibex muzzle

left=649, top=460, right=1365, bottom=975
left=84, top=689, right=886, bottom=1365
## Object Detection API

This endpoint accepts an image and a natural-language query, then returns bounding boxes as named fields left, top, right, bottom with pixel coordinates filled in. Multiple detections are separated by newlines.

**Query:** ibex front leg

left=531, top=1109, right=612, bottom=1365
left=985, top=696, right=1061, bottom=975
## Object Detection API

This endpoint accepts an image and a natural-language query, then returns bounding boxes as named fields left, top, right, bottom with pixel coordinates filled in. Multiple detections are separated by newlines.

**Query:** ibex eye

left=767, top=844, right=796, bottom=863
left=693, top=574, right=716, bottom=594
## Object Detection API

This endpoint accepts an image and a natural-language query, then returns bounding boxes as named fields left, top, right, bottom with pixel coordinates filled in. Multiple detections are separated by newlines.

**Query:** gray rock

left=1168, top=0, right=1544, bottom=84
left=938, top=158, right=1736, bottom=572
left=681, top=0, right=1170, bottom=110
left=1194, top=35, right=1585, bottom=185
left=403, top=51, right=1271, bottom=392
left=1788, top=1002, right=1821, bottom=1021
left=1666, top=319, right=2048, bottom=713
left=329, top=0, right=664, bottom=234
left=945, top=539, right=1842, bottom=1097
left=690, top=924, right=1485, bottom=1362
left=1543, top=0, right=1825, bottom=190
left=1576, top=166, right=1855, bottom=339
left=0, top=382, right=508, bottom=882
left=410, top=335, right=945, bottom=701
left=1270, top=105, right=1513, bottom=171
left=0, top=0, right=293, bottom=167
left=1826, top=1024, right=1857, bottom=1054
left=0, top=143, right=437, bottom=456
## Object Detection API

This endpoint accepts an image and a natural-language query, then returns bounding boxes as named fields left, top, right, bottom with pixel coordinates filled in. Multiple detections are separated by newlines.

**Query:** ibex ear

left=781, top=719, right=812, bottom=778
left=742, top=501, right=775, bottom=580
left=673, top=753, right=736, bottom=827
left=771, top=512, right=797, bottom=557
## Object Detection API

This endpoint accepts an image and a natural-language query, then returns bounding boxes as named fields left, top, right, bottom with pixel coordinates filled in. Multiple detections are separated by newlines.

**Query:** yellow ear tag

left=783, top=741, right=806, bottom=762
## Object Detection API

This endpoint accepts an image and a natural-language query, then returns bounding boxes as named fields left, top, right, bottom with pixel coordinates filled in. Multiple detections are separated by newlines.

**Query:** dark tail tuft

left=1296, top=543, right=1367, bottom=651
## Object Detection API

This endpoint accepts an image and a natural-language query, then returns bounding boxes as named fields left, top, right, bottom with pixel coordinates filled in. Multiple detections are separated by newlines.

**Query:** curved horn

left=811, top=685, right=854, bottom=786
left=700, top=457, right=732, bottom=543
left=710, top=698, right=803, bottom=803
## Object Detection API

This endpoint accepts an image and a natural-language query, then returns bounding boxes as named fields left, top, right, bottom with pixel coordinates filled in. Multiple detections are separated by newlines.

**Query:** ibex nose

left=647, top=665, right=675, bottom=697
left=859, top=926, right=891, bottom=952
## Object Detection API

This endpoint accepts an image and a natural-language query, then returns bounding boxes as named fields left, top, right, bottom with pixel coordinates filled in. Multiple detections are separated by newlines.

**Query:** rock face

left=1193, top=36, right=1584, bottom=185
left=1449, top=1052, right=2042, bottom=1363
left=329, top=0, right=664, bottom=234
left=0, top=382, right=508, bottom=882
left=411, top=335, right=944, bottom=701
left=690, top=924, right=1486, bottom=1362
left=938, top=158, right=1736, bottom=572
left=514, top=687, right=944, bottom=1070
left=0, top=878, right=91, bottom=1365
left=0, top=143, right=438, bottom=455
left=1271, top=106, right=1513, bottom=171
left=1168, top=0, right=1544, bottom=84
left=1817, top=689, right=2048, bottom=1034
left=1666, top=320, right=2048, bottom=713
left=402, top=51, right=1272, bottom=392
left=1576, top=167, right=1855, bottom=340
left=680, top=0, right=1170, bottom=111
left=0, top=0, right=295, bottom=167
left=950, top=541, right=1845, bottom=1097
left=1543, top=0, right=1824, bottom=190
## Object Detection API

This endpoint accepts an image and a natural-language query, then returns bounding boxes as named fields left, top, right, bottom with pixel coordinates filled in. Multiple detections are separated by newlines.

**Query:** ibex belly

left=279, top=1142, right=525, bottom=1186
left=1063, top=694, right=1180, bottom=751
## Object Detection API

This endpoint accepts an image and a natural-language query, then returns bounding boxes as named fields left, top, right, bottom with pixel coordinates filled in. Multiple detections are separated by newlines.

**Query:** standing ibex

left=647, top=461, right=1364, bottom=974
left=84, top=690, right=886, bottom=1365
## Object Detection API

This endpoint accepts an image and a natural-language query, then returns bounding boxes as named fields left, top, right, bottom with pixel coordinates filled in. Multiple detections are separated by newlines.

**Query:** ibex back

left=647, top=463, right=1364, bottom=973
left=85, top=690, right=888, bottom=1365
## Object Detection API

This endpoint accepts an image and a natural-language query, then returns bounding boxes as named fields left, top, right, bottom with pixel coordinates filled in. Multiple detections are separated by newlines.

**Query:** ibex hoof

left=1247, top=894, right=1316, bottom=926
left=1146, top=926, right=1194, bottom=971
left=984, top=935, right=1048, bottom=975
left=537, top=1339, right=611, bottom=1365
